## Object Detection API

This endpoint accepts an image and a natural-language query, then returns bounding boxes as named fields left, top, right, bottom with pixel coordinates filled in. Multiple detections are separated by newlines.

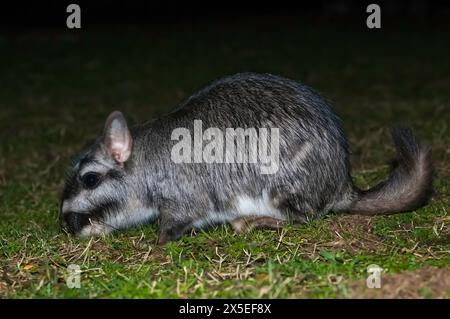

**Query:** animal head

left=60, top=111, right=146, bottom=237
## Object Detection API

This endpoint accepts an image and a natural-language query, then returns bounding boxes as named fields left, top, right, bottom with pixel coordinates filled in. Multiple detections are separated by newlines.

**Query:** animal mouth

left=60, top=211, right=120, bottom=236
left=60, top=211, right=93, bottom=234
left=60, top=199, right=122, bottom=236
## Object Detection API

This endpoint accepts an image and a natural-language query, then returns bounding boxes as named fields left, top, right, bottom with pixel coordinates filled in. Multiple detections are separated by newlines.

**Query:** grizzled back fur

left=60, top=73, right=433, bottom=242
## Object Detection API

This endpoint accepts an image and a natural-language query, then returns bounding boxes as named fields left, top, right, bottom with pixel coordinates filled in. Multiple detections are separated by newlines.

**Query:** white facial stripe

left=62, top=168, right=122, bottom=215
left=77, top=206, right=159, bottom=236
left=79, top=161, right=111, bottom=177
left=62, top=192, right=93, bottom=214
left=104, top=207, right=159, bottom=230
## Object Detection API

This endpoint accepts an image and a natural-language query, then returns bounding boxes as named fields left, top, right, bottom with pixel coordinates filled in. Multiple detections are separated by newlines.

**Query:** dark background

left=2, top=0, right=450, bottom=29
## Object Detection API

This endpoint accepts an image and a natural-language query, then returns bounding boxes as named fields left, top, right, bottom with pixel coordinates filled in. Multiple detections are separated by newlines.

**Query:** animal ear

left=103, top=111, right=133, bottom=164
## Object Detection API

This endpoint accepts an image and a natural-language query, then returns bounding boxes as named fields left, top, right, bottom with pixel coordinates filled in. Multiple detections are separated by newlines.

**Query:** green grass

left=0, top=17, right=449, bottom=298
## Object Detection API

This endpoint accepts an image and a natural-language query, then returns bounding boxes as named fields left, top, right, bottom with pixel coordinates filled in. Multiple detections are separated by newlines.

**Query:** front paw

left=158, top=222, right=190, bottom=245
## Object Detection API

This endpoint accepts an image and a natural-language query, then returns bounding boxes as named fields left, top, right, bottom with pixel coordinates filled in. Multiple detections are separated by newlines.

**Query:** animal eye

left=81, top=172, right=101, bottom=189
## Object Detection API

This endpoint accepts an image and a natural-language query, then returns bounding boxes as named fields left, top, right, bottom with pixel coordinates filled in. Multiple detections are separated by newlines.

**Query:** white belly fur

left=192, top=190, right=285, bottom=229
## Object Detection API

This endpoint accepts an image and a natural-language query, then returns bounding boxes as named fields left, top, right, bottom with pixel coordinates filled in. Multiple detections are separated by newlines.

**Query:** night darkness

left=2, top=1, right=450, bottom=28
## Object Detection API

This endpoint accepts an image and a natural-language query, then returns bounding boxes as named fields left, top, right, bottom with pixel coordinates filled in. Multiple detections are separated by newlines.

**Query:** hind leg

left=231, top=216, right=286, bottom=234
left=230, top=187, right=314, bottom=234
left=277, top=191, right=323, bottom=224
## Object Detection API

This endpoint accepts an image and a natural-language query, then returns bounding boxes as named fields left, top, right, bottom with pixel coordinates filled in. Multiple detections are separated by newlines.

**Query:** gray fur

left=60, top=72, right=433, bottom=242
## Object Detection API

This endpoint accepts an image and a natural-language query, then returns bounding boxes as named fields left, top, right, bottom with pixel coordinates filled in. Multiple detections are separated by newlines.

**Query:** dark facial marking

left=60, top=200, right=121, bottom=234
left=89, top=200, right=121, bottom=218
left=61, top=211, right=92, bottom=234
left=61, top=170, right=80, bottom=202
left=107, top=169, right=124, bottom=180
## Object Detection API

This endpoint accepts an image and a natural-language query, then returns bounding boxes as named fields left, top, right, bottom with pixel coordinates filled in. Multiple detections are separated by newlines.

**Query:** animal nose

left=61, top=212, right=79, bottom=233
left=61, top=211, right=89, bottom=234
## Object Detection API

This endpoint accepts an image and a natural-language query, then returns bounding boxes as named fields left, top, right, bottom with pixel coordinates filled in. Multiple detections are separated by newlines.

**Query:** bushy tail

left=349, top=127, right=433, bottom=215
